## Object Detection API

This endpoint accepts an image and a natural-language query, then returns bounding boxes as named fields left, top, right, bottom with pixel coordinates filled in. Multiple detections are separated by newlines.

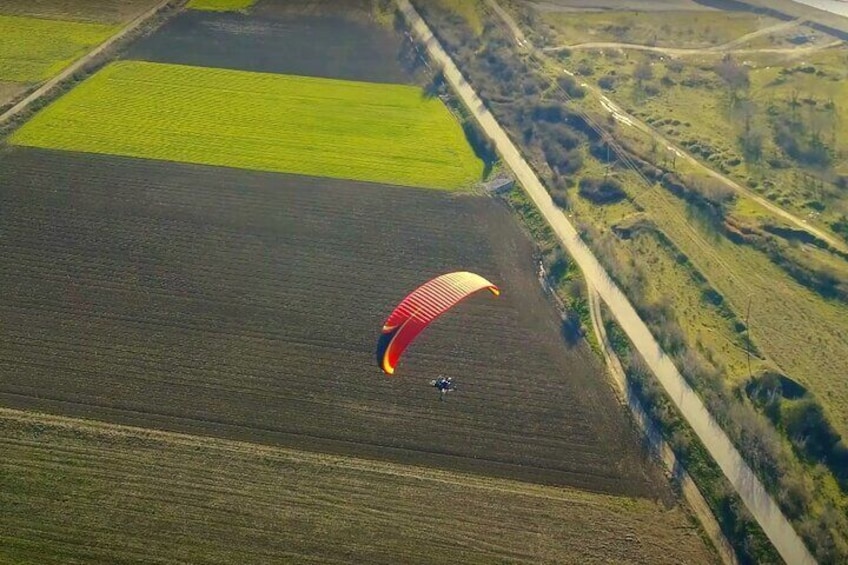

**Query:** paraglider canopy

left=376, top=271, right=499, bottom=375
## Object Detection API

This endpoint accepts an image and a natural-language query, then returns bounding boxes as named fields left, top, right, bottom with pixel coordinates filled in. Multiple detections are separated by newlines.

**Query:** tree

left=733, top=99, right=763, bottom=162
left=633, top=60, right=653, bottom=86
left=715, top=55, right=749, bottom=105
left=598, top=74, right=616, bottom=91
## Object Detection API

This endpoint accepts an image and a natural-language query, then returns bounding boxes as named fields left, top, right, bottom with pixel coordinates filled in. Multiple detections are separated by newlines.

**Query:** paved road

left=0, top=0, right=175, bottom=128
left=396, top=1, right=816, bottom=563
left=791, top=0, right=848, bottom=17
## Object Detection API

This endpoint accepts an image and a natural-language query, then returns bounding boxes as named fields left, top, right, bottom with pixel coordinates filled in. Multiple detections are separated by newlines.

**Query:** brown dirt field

left=0, top=146, right=669, bottom=499
left=0, top=81, right=27, bottom=109
left=0, top=0, right=158, bottom=23
left=126, top=0, right=414, bottom=83
left=0, top=409, right=717, bottom=564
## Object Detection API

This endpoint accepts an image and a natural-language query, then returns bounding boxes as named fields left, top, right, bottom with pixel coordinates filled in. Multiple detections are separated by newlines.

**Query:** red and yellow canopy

left=377, top=271, right=499, bottom=375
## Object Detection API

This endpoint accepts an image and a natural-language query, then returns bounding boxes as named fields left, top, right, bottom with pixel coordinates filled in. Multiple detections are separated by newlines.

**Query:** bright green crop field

left=0, top=14, right=115, bottom=82
left=187, top=0, right=256, bottom=11
left=11, top=61, right=484, bottom=190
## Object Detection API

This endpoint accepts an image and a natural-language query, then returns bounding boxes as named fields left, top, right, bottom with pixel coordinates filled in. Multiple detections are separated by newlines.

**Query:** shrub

left=578, top=176, right=626, bottom=204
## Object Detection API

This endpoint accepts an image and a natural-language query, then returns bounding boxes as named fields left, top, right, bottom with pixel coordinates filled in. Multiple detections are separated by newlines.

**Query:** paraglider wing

left=377, top=271, right=500, bottom=375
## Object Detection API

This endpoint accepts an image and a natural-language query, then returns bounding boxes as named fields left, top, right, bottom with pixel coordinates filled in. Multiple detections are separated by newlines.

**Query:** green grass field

left=187, top=0, right=256, bottom=11
left=0, top=14, right=115, bottom=82
left=0, top=409, right=716, bottom=564
left=10, top=61, right=484, bottom=190
left=0, top=0, right=155, bottom=24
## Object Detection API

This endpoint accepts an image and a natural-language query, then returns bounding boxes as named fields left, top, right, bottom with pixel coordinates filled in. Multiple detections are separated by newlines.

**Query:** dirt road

left=396, top=0, right=816, bottom=563
left=544, top=38, right=843, bottom=56
left=586, top=286, right=738, bottom=565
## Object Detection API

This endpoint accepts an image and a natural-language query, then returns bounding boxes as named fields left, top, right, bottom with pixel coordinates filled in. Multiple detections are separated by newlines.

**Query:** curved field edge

left=0, top=14, right=117, bottom=83
left=0, top=408, right=717, bottom=565
left=9, top=60, right=484, bottom=191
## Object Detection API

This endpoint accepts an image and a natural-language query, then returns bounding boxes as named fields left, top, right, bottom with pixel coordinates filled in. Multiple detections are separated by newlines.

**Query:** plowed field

left=126, top=2, right=413, bottom=83
left=0, top=3, right=720, bottom=562
left=0, top=147, right=665, bottom=498
left=0, top=409, right=716, bottom=564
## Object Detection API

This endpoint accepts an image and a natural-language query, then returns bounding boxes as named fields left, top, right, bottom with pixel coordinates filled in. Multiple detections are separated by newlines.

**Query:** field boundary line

left=0, top=406, right=632, bottom=504
left=396, top=1, right=815, bottom=562
left=0, top=0, right=181, bottom=128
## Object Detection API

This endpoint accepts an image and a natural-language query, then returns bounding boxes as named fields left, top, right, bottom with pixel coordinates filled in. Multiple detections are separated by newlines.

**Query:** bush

left=666, top=58, right=684, bottom=73
left=557, top=74, right=586, bottom=98
left=578, top=176, right=626, bottom=204
left=543, top=141, right=583, bottom=175
left=782, top=398, right=841, bottom=461
left=831, top=215, right=848, bottom=243
left=575, top=61, right=594, bottom=77
left=598, top=74, right=616, bottom=90
left=633, top=61, right=653, bottom=84
left=550, top=186, right=570, bottom=209
left=771, top=114, right=832, bottom=168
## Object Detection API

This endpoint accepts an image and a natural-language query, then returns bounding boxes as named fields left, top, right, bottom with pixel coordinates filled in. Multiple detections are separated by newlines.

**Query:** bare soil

left=126, top=1, right=413, bottom=83
left=0, top=81, right=27, bottom=110
left=0, top=409, right=717, bottom=564
left=0, top=147, right=671, bottom=499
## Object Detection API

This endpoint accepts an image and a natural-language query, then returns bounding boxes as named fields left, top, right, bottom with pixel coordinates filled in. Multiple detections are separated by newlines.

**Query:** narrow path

left=587, top=286, right=738, bottom=565
left=0, top=0, right=179, bottom=128
left=543, top=38, right=843, bottom=57
left=483, top=0, right=529, bottom=48
left=720, top=17, right=802, bottom=49
left=396, top=1, right=816, bottom=562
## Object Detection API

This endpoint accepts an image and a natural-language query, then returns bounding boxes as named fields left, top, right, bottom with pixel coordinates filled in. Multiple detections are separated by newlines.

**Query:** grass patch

left=435, top=0, right=485, bottom=36
left=568, top=166, right=753, bottom=380
left=580, top=45, right=848, bottom=223
left=11, top=61, right=484, bottom=190
left=544, top=10, right=776, bottom=48
left=0, top=409, right=716, bottom=564
left=186, top=0, right=256, bottom=11
left=0, top=14, right=116, bottom=82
